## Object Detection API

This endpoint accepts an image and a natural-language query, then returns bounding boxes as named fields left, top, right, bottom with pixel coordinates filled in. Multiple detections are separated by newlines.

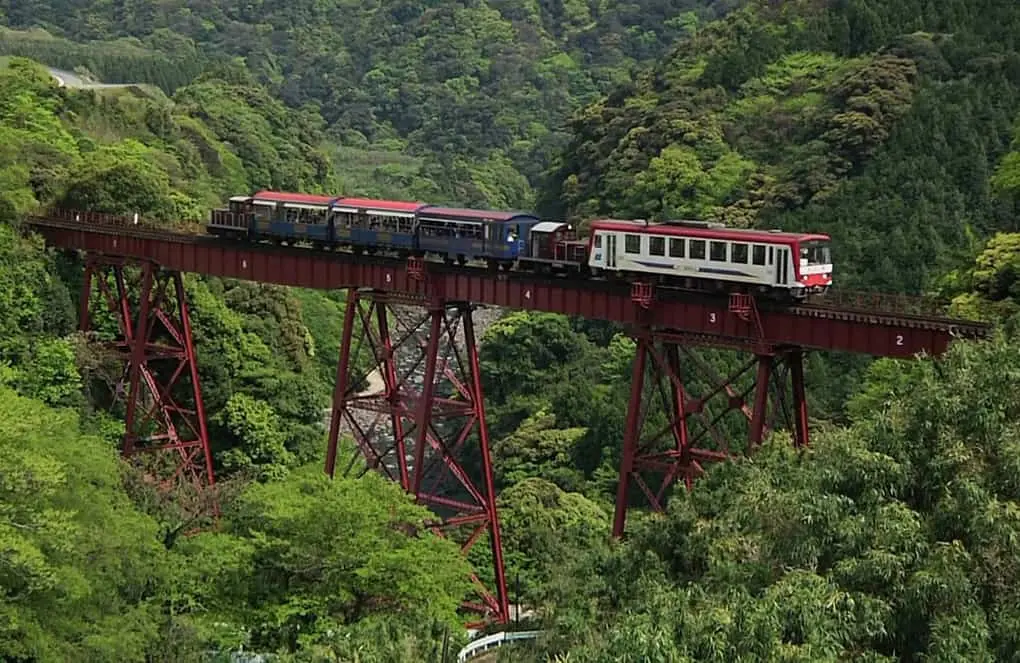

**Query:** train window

left=649, top=237, right=665, bottom=256
left=768, top=247, right=774, bottom=264
left=625, top=234, right=641, bottom=254
left=732, top=243, right=749, bottom=263
left=594, top=235, right=602, bottom=248
left=689, top=239, right=706, bottom=260
left=709, top=241, right=727, bottom=262
left=801, top=241, right=831, bottom=265
left=752, top=245, right=766, bottom=265
left=669, top=238, right=685, bottom=257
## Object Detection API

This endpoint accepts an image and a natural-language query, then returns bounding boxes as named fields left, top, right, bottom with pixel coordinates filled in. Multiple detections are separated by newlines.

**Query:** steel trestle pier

left=612, top=332, right=809, bottom=537
left=324, top=291, right=509, bottom=624
left=22, top=209, right=993, bottom=626
left=79, top=255, right=216, bottom=499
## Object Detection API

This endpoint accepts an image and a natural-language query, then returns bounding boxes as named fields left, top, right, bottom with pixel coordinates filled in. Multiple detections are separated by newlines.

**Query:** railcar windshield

left=800, top=240, right=831, bottom=265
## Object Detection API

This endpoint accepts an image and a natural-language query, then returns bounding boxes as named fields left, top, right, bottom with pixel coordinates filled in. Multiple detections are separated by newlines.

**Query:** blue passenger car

left=415, top=206, right=540, bottom=264
left=327, top=197, right=424, bottom=251
left=248, top=190, right=336, bottom=244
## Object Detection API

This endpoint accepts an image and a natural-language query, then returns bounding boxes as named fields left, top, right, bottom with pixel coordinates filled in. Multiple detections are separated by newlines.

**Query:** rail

left=24, top=208, right=986, bottom=330
left=806, top=288, right=951, bottom=318
left=456, top=630, right=542, bottom=662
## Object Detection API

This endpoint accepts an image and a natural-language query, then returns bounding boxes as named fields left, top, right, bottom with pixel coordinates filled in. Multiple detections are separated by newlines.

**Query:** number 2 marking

left=896, top=335, right=904, bottom=346
left=709, top=313, right=717, bottom=323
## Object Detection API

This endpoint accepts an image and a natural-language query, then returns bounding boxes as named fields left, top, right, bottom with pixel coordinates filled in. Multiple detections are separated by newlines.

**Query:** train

left=208, top=190, right=833, bottom=300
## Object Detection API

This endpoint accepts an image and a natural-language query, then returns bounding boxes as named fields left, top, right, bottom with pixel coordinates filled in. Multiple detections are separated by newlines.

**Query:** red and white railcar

left=586, top=219, right=832, bottom=298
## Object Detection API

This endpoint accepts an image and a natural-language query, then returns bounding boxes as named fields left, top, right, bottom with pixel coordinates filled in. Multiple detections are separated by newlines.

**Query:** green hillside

left=0, top=1, right=744, bottom=206
left=2, top=0, right=1020, bottom=661
left=541, top=0, right=1020, bottom=292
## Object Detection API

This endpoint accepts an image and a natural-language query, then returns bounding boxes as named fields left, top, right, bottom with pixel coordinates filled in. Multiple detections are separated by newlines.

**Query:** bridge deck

left=24, top=211, right=990, bottom=359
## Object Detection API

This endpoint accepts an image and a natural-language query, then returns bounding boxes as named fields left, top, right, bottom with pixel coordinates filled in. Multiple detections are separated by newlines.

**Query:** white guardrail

left=456, top=630, right=543, bottom=662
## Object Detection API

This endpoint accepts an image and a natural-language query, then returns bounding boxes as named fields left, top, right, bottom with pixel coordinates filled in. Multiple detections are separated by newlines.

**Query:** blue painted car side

left=249, top=197, right=338, bottom=244
left=489, top=215, right=541, bottom=261
left=243, top=197, right=547, bottom=266
left=415, top=205, right=487, bottom=259
left=328, top=202, right=421, bottom=250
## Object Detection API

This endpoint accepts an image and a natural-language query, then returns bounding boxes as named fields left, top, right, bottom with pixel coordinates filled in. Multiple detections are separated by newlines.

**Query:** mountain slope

left=0, top=0, right=743, bottom=206
left=540, top=0, right=1020, bottom=292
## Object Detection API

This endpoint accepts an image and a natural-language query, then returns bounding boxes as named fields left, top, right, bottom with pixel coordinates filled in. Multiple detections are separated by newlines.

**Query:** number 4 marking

left=525, top=289, right=531, bottom=300
left=896, top=334, right=904, bottom=346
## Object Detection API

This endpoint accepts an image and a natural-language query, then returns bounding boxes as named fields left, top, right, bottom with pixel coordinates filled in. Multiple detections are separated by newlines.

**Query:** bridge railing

left=25, top=208, right=974, bottom=323
left=29, top=207, right=204, bottom=233
left=456, top=630, right=542, bottom=663
left=809, top=289, right=953, bottom=318
left=209, top=210, right=248, bottom=229
left=40, top=207, right=144, bottom=227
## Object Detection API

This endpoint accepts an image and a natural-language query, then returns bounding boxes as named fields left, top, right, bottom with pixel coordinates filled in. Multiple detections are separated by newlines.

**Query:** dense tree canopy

left=541, top=0, right=1020, bottom=292
left=514, top=328, right=1020, bottom=662
left=3, top=0, right=1020, bottom=660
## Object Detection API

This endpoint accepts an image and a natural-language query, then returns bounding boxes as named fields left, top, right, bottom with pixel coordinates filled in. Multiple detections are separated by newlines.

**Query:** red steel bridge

left=23, top=209, right=991, bottom=625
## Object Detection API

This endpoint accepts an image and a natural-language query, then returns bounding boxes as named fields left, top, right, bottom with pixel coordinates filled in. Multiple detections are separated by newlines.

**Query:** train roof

left=251, top=190, right=336, bottom=206
left=333, top=197, right=425, bottom=213
left=418, top=206, right=539, bottom=223
left=588, top=219, right=830, bottom=243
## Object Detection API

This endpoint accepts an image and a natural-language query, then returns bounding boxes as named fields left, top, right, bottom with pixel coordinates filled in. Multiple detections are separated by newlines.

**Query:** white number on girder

left=242, top=259, right=247, bottom=269
left=385, top=273, right=392, bottom=283
left=709, top=313, right=717, bottom=323
left=896, top=335, right=904, bottom=346
left=113, top=238, right=118, bottom=248
left=525, top=289, right=531, bottom=300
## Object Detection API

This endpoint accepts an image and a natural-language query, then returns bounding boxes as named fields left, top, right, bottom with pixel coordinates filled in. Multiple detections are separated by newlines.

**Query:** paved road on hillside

left=48, top=67, right=134, bottom=89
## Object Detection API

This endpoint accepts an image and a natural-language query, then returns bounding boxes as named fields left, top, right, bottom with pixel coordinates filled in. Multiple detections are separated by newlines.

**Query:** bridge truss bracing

left=24, top=210, right=993, bottom=627
left=612, top=329, right=810, bottom=536
left=325, top=290, right=509, bottom=625
left=79, top=256, right=216, bottom=512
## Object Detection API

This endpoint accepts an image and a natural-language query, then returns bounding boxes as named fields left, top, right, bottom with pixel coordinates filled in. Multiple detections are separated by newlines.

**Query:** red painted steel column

left=662, top=344, right=691, bottom=493
left=748, top=354, right=773, bottom=448
left=79, top=259, right=216, bottom=495
left=325, top=295, right=510, bottom=625
left=788, top=350, right=810, bottom=448
left=174, top=275, right=216, bottom=488
left=613, top=339, right=647, bottom=538
left=462, top=306, right=510, bottom=624
left=325, top=290, right=359, bottom=478
left=123, top=263, right=154, bottom=456
left=376, top=303, right=411, bottom=491
left=411, top=305, right=444, bottom=497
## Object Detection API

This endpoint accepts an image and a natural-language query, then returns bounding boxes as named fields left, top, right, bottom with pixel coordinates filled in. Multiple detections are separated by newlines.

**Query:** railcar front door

left=776, top=248, right=788, bottom=285
left=606, top=234, right=617, bottom=269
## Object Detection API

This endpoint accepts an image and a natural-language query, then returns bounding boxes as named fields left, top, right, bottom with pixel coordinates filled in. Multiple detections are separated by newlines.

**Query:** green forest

left=2, top=0, right=1020, bottom=660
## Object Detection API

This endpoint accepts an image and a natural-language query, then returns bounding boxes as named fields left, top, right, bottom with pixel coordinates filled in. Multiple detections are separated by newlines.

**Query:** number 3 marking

left=709, top=313, right=717, bottom=323
left=896, top=335, right=903, bottom=346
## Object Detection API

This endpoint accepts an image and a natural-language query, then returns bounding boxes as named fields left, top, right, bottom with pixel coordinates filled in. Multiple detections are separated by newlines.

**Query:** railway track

left=24, top=210, right=991, bottom=340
